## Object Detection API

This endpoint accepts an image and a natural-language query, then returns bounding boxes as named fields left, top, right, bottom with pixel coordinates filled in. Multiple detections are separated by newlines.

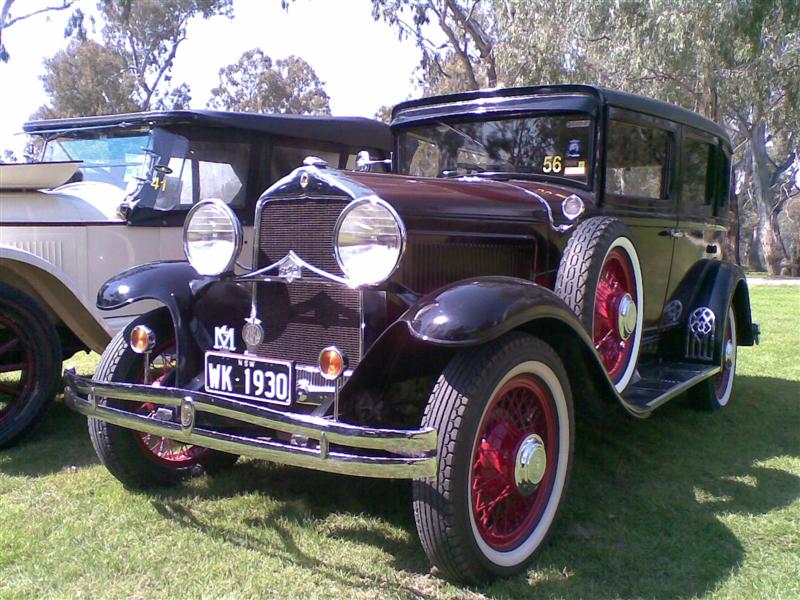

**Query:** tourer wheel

left=555, top=217, right=643, bottom=392
left=413, top=333, right=573, bottom=583
left=88, top=311, right=237, bottom=488
left=0, top=284, right=62, bottom=448
left=689, top=306, right=738, bottom=411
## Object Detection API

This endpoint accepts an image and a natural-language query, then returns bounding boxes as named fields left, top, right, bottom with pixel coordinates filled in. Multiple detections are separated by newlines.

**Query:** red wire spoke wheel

left=593, top=247, right=638, bottom=382
left=413, top=334, right=573, bottom=583
left=130, top=341, right=208, bottom=467
left=470, top=374, right=557, bottom=551
left=88, top=310, right=237, bottom=488
left=555, top=217, right=643, bottom=392
left=690, top=306, right=738, bottom=411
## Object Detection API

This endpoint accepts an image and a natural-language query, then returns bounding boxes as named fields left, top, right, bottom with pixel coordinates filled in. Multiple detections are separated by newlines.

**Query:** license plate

left=205, top=351, right=293, bottom=405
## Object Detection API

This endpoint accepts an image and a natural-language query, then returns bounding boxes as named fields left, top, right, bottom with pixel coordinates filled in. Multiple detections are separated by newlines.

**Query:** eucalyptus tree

left=207, top=50, right=331, bottom=115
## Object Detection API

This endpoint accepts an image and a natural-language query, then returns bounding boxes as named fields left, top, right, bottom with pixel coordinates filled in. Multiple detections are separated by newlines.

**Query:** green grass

left=1, top=286, right=798, bottom=599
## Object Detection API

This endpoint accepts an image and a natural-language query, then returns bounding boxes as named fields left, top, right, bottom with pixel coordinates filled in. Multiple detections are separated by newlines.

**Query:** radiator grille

left=254, top=197, right=362, bottom=366
left=258, top=197, right=349, bottom=274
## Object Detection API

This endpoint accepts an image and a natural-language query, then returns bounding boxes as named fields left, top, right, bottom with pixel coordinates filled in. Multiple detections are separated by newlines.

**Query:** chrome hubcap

left=617, top=293, right=637, bottom=340
left=724, top=340, right=734, bottom=368
left=514, top=434, right=547, bottom=495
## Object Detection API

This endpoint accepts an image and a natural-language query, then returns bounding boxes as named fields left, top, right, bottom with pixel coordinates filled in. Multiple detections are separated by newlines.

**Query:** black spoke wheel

left=0, top=284, right=62, bottom=448
left=413, top=333, right=574, bottom=583
left=88, top=310, right=238, bottom=488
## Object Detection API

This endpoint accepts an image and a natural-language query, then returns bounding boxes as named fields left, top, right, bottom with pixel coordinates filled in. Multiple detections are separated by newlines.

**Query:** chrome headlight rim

left=182, top=198, right=243, bottom=277
left=333, top=195, right=407, bottom=287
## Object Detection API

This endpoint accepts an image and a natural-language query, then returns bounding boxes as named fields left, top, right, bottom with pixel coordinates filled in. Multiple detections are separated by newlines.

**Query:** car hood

left=0, top=181, right=126, bottom=224
left=263, top=166, right=593, bottom=233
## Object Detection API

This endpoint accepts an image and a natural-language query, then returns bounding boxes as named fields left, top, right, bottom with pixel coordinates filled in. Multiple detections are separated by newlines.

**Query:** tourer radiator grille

left=254, top=197, right=362, bottom=366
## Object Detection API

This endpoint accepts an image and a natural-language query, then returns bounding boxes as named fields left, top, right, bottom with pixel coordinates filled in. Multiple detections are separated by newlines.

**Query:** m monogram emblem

left=213, top=325, right=236, bottom=351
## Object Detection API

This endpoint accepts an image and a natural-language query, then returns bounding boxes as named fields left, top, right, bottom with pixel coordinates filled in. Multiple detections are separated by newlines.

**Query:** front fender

left=99, top=261, right=207, bottom=385
left=401, top=276, right=590, bottom=346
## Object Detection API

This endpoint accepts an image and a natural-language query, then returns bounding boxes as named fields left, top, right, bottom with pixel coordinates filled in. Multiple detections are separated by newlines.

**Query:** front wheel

left=413, top=333, right=574, bottom=583
left=88, top=311, right=237, bottom=488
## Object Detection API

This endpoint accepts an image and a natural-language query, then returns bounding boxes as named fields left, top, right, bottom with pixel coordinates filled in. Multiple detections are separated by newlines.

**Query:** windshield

left=397, top=114, right=594, bottom=185
left=42, top=130, right=153, bottom=192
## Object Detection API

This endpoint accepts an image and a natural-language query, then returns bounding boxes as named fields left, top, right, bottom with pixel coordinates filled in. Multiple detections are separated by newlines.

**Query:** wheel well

left=731, top=280, right=755, bottom=346
left=0, top=259, right=110, bottom=353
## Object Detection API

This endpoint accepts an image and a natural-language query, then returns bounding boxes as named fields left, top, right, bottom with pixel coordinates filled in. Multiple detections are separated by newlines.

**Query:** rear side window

left=606, top=120, right=670, bottom=199
left=682, top=137, right=714, bottom=206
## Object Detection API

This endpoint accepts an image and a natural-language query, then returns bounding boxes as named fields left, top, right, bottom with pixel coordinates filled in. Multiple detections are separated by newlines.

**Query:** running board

left=622, top=362, right=721, bottom=411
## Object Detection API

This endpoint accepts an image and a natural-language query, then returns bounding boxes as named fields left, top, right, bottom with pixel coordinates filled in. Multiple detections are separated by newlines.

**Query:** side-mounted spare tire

left=0, top=283, right=63, bottom=448
left=555, top=217, right=643, bottom=392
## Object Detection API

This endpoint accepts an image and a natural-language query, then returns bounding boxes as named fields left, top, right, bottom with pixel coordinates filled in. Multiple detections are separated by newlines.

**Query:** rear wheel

left=413, top=333, right=573, bottom=583
left=0, top=284, right=62, bottom=448
left=689, top=306, right=738, bottom=411
left=88, top=311, right=237, bottom=488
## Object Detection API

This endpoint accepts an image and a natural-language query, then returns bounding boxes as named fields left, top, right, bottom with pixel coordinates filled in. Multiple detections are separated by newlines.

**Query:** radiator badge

left=213, top=325, right=236, bottom=351
left=243, top=316, right=264, bottom=349
left=278, top=253, right=303, bottom=283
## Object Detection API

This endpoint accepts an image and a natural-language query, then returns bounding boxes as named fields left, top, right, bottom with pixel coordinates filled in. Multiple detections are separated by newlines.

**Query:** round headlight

left=183, top=199, right=242, bottom=276
left=334, top=197, right=405, bottom=286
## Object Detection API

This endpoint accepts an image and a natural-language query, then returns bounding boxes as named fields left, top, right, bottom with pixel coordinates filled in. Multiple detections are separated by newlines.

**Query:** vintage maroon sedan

left=64, top=85, right=757, bottom=583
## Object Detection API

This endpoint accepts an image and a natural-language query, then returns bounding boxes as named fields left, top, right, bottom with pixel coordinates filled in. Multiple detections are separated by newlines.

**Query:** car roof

left=23, top=110, right=393, bottom=151
left=392, top=84, right=729, bottom=143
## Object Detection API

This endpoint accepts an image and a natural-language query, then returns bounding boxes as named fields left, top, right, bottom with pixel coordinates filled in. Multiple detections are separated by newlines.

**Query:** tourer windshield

left=42, top=130, right=153, bottom=192
left=397, top=114, right=595, bottom=185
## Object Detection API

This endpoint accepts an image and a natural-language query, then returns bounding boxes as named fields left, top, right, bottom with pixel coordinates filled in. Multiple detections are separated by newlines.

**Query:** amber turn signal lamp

left=319, top=346, right=346, bottom=380
left=130, top=325, right=156, bottom=354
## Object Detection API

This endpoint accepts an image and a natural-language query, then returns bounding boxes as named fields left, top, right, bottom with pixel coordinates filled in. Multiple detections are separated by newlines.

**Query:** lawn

left=1, top=285, right=798, bottom=599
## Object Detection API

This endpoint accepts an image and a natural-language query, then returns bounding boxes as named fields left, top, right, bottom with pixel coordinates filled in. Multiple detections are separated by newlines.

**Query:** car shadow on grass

left=0, top=400, right=99, bottom=477
left=147, top=375, right=799, bottom=598
left=6, top=375, right=796, bottom=599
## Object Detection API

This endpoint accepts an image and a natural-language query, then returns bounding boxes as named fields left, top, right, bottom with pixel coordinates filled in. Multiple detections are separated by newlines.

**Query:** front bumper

left=63, top=370, right=436, bottom=479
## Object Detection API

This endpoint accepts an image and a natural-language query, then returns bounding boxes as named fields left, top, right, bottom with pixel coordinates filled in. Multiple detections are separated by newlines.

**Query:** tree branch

left=3, top=0, right=75, bottom=28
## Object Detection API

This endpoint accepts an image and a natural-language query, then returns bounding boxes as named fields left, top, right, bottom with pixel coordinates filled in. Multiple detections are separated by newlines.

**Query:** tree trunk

left=750, top=121, right=790, bottom=275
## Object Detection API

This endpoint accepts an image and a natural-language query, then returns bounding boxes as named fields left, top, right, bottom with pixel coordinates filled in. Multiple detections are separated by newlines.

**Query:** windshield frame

left=393, top=110, right=599, bottom=191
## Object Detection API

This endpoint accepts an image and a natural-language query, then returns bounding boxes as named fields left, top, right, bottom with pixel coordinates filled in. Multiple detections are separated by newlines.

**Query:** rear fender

left=665, top=261, right=754, bottom=362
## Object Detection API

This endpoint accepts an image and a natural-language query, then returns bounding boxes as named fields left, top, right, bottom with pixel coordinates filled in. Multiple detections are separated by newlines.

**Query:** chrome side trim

left=63, top=371, right=436, bottom=480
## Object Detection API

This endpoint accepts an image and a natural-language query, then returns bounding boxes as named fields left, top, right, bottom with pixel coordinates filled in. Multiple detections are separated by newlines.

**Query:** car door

left=602, top=108, right=679, bottom=330
left=666, top=127, right=729, bottom=301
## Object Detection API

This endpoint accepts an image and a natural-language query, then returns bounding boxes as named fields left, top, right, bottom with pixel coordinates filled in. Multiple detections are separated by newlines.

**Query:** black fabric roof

left=392, top=84, right=729, bottom=142
left=24, top=110, right=392, bottom=151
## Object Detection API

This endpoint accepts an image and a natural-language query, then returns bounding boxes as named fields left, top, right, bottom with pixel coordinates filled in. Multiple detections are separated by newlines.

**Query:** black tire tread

left=0, top=283, right=63, bottom=448
left=413, top=333, right=573, bottom=583
left=554, top=216, right=631, bottom=333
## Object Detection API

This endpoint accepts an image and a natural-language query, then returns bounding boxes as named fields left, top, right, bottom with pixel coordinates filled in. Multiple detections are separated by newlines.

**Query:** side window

left=155, top=140, right=249, bottom=210
left=606, top=120, right=670, bottom=199
left=271, top=146, right=340, bottom=181
left=681, top=136, right=714, bottom=208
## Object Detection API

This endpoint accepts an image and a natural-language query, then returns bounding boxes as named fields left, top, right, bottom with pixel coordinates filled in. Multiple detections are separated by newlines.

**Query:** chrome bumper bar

left=63, top=370, right=436, bottom=479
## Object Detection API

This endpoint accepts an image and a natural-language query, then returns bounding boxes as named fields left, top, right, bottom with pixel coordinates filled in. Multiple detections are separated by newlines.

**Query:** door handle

left=660, top=228, right=688, bottom=239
